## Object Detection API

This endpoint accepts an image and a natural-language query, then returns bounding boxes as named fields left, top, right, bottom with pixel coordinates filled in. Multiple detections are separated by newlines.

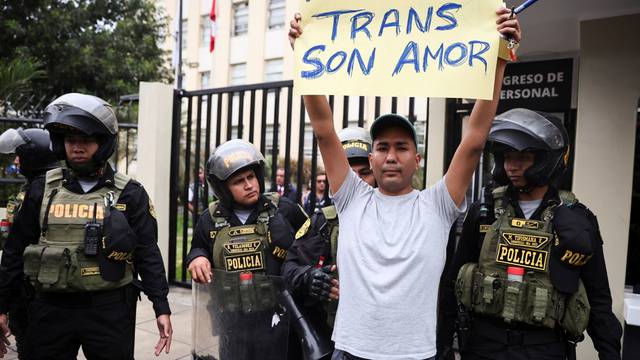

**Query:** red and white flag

left=209, top=0, right=216, bottom=53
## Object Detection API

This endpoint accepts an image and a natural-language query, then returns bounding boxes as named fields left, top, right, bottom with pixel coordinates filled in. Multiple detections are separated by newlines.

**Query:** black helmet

left=488, top=108, right=569, bottom=190
left=338, top=127, right=372, bottom=163
left=43, top=93, right=118, bottom=172
left=0, top=128, right=59, bottom=179
left=206, top=139, right=265, bottom=207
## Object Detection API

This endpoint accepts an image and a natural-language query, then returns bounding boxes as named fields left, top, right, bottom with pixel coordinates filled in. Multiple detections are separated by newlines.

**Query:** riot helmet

left=0, top=128, right=59, bottom=179
left=338, top=127, right=372, bottom=163
left=43, top=93, right=118, bottom=174
left=488, top=108, right=569, bottom=190
left=206, top=139, right=265, bottom=207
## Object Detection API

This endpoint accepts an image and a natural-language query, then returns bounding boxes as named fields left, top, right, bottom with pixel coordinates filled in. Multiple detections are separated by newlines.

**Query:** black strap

left=40, top=188, right=59, bottom=237
left=473, top=318, right=563, bottom=346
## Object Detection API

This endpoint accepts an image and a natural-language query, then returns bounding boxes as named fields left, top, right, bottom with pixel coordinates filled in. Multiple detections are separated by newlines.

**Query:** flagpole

left=177, top=0, right=184, bottom=89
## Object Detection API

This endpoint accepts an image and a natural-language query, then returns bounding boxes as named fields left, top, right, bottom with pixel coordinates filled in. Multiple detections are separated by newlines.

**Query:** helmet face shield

left=43, top=93, right=119, bottom=171
left=493, top=109, right=566, bottom=151
left=44, top=93, right=118, bottom=135
left=489, top=108, right=570, bottom=189
left=0, top=128, right=27, bottom=154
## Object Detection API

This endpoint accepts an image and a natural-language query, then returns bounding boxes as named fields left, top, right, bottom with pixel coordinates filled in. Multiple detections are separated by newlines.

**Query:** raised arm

left=445, top=8, right=521, bottom=207
left=290, top=14, right=350, bottom=193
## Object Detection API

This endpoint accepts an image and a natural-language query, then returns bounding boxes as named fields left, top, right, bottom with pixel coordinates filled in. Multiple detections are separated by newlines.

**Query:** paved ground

left=3, top=286, right=195, bottom=360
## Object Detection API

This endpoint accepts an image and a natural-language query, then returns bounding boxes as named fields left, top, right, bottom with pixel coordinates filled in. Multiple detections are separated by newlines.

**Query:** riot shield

left=192, top=270, right=290, bottom=360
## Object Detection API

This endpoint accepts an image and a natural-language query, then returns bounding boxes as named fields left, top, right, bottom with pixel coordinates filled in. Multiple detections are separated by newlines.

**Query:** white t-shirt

left=518, top=199, right=542, bottom=219
left=331, top=170, right=466, bottom=359
left=233, top=208, right=252, bottom=224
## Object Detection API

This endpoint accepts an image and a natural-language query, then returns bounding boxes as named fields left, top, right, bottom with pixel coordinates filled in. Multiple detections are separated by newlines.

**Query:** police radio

left=84, top=202, right=102, bottom=256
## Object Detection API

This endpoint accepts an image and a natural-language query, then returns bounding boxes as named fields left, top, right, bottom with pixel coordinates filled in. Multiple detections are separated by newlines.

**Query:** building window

left=232, top=1, right=249, bottom=36
left=200, top=71, right=210, bottom=89
left=229, top=63, right=246, bottom=85
left=181, top=19, right=188, bottom=50
left=264, top=58, right=283, bottom=82
left=200, top=15, right=212, bottom=49
left=268, top=0, right=286, bottom=29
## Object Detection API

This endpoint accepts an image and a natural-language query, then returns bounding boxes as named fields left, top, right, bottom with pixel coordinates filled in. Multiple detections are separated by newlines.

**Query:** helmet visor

left=493, top=109, right=565, bottom=150
left=0, top=128, right=27, bottom=154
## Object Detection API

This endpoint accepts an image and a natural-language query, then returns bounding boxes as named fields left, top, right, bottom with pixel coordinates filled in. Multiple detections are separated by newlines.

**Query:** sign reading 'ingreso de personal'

left=498, top=58, right=573, bottom=112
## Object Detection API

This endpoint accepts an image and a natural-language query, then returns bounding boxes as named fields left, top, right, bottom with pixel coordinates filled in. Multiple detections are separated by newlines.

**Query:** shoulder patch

left=148, top=197, right=157, bottom=219
left=320, top=205, right=337, bottom=221
left=295, top=218, right=311, bottom=240
left=115, top=203, right=127, bottom=211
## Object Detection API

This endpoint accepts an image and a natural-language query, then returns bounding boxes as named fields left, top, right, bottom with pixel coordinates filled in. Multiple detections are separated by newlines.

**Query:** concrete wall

left=136, top=82, right=175, bottom=274
left=572, top=14, right=640, bottom=359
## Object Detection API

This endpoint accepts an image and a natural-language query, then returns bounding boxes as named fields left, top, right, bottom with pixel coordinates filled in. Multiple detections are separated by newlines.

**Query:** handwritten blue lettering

left=435, top=3, right=462, bottom=31
left=348, top=48, right=376, bottom=76
left=468, top=40, right=489, bottom=72
left=313, top=9, right=363, bottom=41
left=423, top=44, right=445, bottom=71
left=393, top=41, right=419, bottom=76
left=407, top=6, right=433, bottom=34
left=351, top=11, right=375, bottom=40
left=301, top=45, right=326, bottom=79
left=378, top=9, right=400, bottom=37
left=444, top=42, right=468, bottom=67
left=327, top=51, right=348, bottom=73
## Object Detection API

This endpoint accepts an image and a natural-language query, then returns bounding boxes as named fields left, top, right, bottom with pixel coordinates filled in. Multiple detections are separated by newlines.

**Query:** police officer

left=0, top=93, right=173, bottom=359
left=282, top=127, right=375, bottom=342
left=0, top=127, right=59, bottom=359
left=187, top=139, right=309, bottom=359
left=437, top=108, right=622, bottom=360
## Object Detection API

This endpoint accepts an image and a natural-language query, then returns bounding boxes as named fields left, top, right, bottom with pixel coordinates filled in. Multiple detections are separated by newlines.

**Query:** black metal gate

left=167, top=81, right=434, bottom=287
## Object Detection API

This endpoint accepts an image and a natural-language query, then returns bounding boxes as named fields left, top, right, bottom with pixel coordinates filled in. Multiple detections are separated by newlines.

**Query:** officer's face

left=64, top=134, right=99, bottom=165
left=276, top=169, right=285, bottom=186
left=369, top=127, right=420, bottom=195
left=227, top=168, right=260, bottom=208
left=350, top=161, right=375, bottom=187
left=503, top=150, right=535, bottom=187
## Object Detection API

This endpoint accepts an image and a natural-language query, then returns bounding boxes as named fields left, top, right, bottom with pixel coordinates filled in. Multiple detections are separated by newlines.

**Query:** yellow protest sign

left=294, top=0, right=502, bottom=99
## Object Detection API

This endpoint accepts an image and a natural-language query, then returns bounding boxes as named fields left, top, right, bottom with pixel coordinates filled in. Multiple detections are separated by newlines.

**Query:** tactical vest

left=319, top=205, right=340, bottom=328
left=22, top=168, right=133, bottom=292
left=320, top=205, right=339, bottom=264
left=210, top=193, right=282, bottom=274
left=456, top=186, right=590, bottom=337
left=209, top=193, right=283, bottom=314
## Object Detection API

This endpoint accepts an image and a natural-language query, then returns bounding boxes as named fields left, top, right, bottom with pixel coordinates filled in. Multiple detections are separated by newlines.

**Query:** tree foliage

left=0, top=58, right=46, bottom=110
left=0, top=0, right=172, bottom=105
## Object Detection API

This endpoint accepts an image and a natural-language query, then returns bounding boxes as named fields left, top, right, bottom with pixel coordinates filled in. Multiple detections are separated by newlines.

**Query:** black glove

left=305, top=265, right=335, bottom=302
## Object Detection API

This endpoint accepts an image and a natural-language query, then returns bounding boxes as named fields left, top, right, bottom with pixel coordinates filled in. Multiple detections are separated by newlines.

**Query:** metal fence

left=168, top=80, right=435, bottom=287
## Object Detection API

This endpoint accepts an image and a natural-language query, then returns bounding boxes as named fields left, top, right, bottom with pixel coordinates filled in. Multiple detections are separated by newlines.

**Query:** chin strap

left=66, top=160, right=105, bottom=178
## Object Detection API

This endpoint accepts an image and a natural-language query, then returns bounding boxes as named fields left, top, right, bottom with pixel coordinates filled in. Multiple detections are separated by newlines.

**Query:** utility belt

left=35, top=283, right=136, bottom=308
left=472, top=315, right=564, bottom=346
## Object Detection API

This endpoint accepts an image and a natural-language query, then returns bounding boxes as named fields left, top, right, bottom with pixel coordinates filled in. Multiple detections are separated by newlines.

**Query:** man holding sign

left=289, top=2, right=520, bottom=359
